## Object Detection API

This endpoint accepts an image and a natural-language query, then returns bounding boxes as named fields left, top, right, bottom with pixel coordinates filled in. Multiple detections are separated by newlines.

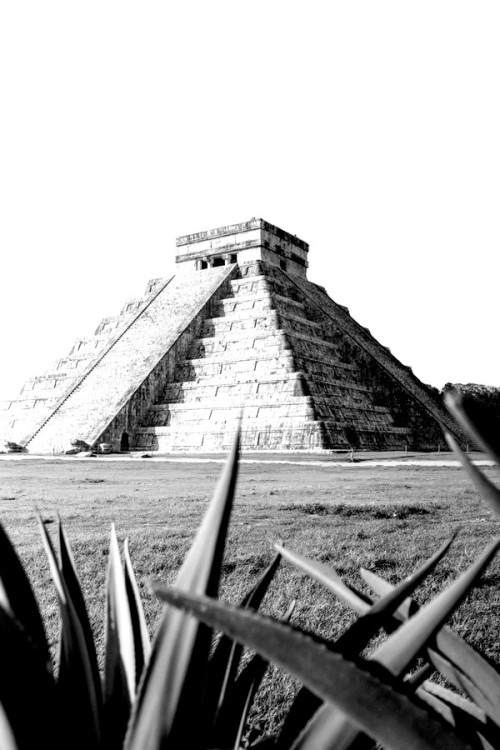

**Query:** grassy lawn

left=1, top=455, right=500, bottom=736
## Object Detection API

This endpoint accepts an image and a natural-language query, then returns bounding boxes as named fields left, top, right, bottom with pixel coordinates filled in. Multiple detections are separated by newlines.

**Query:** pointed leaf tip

left=125, top=437, right=239, bottom=750
left=445, top=432, right=500, bottom=516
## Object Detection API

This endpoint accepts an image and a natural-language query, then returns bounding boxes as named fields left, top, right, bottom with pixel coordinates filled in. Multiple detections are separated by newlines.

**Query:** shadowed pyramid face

left=0, top=220, right=459, bottom=455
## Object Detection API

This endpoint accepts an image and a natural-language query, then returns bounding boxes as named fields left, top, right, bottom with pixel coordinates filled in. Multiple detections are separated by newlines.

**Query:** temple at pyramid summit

left=0, top=219, right=461, bottom=454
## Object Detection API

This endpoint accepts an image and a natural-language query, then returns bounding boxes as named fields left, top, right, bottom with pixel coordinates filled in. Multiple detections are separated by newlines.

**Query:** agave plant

left=1, top=392, right=500, bottom=749
left=0, top=432, right=285, bottom=749
left=152, top=392, right=500, bottom=750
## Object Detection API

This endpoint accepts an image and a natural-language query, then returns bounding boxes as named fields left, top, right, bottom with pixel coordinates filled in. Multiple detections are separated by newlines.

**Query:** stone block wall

left=287, top=270, right=463, bottom=447
left=135, top=261, right=423, bottom=452
left=0, top=279, right=169, bottom=446
left=24, top=266, right=236, bottom=453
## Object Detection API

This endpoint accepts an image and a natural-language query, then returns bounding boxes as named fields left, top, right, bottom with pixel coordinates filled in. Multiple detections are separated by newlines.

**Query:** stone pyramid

left=0, top=219, right=459, bottom=454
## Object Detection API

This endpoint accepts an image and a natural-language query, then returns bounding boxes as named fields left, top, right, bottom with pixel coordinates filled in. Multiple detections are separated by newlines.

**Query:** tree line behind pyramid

left=0, top=219, right=474, bottom=455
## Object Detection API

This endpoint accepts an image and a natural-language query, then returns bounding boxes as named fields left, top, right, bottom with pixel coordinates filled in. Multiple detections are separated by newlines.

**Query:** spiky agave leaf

left=0, top=604, right=62, bottom=749
left=274, top=536, right=454, bottom=748
left=123, top=538, right=151, bottom=686
left=213, top=599, right=296, bottom=750
left=264, top=536, right=500, bottom=750
left=0, top=702, right=18, bottom=750
left=152, top=586, right=470, bottom=750
left=103, top=523, right=136, bottom=750
left=362, top=568, right=500, bottom=726
left=372, top=537, right=500, bottom=674
left=125, top=428, right=240, bottom=750
left=212, top=650, right=270, bottom=750
left=415, top=682, right=500, bottom=749
left=38, top=515, right=101, bottom=750
left=207, top=551, right=282, bottom=743
left=278, top=535, right=454, bottom=658
left=419, top=680, right=487, bottom=723
left=275, top=543, right=372, bottom=616
left=0, top=522, right=50, bottom=672
left=58, top=520, right=102, bottom=707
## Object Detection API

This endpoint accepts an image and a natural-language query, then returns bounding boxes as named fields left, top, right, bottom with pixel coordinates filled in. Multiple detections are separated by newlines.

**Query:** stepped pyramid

left=0, top=219, right=459, bottom=454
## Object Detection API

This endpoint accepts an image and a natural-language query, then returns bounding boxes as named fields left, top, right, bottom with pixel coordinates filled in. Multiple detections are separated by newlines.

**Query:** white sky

left=1, top=1, right=499, bottom=401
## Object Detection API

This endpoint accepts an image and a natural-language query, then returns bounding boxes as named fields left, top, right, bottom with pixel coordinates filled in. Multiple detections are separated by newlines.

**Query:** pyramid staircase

left=1, top=218, right=461, bottom=454
left=0, top=266, right=236, bottom=453
left=0, top=278, right=164, bottom=445
left=134, top=264, right=410, bottom=451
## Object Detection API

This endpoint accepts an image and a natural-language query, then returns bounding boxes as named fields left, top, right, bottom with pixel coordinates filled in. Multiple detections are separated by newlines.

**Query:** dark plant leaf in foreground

left=103, top=524, right=136, bottom=750
left=372, top=536, right=500, bottom=675
left=38, top=515, right=101, bottom=749
left=58, top=520, right=102, bottom=710
left=214, top=599, right=295, bottom=750
left=123, top=537, right=151, bottom=685
left=0, top=522, right=49, bottom=671
left=0, top=605, right=61, bottom=749
left=207, top=551, right=282, bottom=739
left=275, top=535, right=455, bottom=748
left=362, top=567, right=500, bottom=727
left=416, top=681, right=500, bottom=749
left=281, top=537, right=499, bottom=750
left=125, top=428, right=240, bottom=750
left=152, top=586, right=470, bottom=750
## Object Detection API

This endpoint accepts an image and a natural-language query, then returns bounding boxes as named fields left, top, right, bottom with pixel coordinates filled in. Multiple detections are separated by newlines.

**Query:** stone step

left=53, top=355, right=97, bottom=373
left=160, top=372, right=375, bottom=402
left=214, top=294, right=274, bottom=316
left=151, top=390, right=309, bottom=409
left=188, top=338, right=291, bottom=360
left=313, top=403, right=393, bottom=423
left=20, top=375, right=74, bottom=400
left=147, top=396, right=314, bottom=426
left=119, top=296, right=150, bottom=316
left=208, top=295, right=306, bottom=323
left=148, top=397, right=394, bottom=428
left=202, top=310, right=321, bottom=337
left=160, top=373, right=307, bottom=402
left=214, top=292, right=305, bottom=317
left=278, top=312, right=322, bottom=334
left=134, top=419, right=326, bottom=452
left=182, top=346, right=350, bottom=371
left=69, top=335, right=110, bottom=356
left=176, top=353, right=297, bottom=380
left=25, top=267, right=234, bottom=453
left=305, top=377, right=371, bottom=398
left=191, top=330, right=289, bottom=357
left=190, top=328, right=341, bottom=360
left=197, top=326, right=285, bottom=345
left=294, top=355, right=356, bottom=380
left=321, top=420, right=410, bottom=450
left=94, top=315, right=129, bottom=336
left=228, top=275, right=271, bottom=295
left=156, top=403, right=315, bottom=426
left=134, top=417, right=410, bottom=453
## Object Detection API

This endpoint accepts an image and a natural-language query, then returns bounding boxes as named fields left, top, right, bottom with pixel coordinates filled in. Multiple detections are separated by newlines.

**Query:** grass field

left=1, top=454, right=500, bottom=736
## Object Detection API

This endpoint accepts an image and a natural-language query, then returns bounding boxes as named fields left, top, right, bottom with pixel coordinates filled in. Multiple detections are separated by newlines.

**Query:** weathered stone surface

left=0, top=219, right=461, bottom=453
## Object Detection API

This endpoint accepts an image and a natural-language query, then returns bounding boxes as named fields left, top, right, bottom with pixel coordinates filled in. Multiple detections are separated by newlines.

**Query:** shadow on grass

left=279, top=502, right=447, bottom=519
